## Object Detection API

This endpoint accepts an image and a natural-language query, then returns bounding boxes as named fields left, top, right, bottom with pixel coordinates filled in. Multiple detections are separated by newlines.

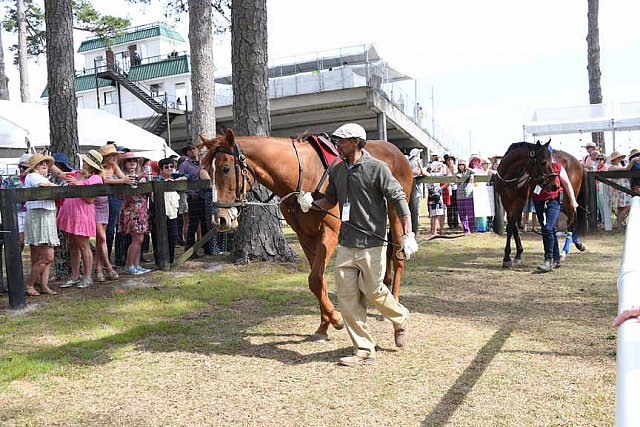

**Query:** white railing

left=616, top=196, right=640, bottom=426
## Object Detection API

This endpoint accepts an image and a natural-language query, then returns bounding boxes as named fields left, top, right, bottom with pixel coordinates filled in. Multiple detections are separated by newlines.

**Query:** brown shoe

left=339, top=355, right=375, bottom=367
left=394, top=317, right=409, bottom=347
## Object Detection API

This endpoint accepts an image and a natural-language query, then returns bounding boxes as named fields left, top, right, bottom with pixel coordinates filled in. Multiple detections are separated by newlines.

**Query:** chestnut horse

left=494, top=141, right=584, bottom=267
left=200, top=129, right=413, bottom=341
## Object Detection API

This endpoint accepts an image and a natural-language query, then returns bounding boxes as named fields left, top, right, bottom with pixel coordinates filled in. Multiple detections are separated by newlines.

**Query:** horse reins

left=494, top=146, right=558, bottom=190
left=211, top=139, right=407, bottom=260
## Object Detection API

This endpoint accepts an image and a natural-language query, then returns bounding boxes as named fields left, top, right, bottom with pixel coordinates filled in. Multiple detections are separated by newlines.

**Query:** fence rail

left=0, top=180, right=211, bottom=310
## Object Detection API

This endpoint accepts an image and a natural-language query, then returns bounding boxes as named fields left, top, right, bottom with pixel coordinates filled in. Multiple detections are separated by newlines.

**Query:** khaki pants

left=335, top=245, right=408, bottom=358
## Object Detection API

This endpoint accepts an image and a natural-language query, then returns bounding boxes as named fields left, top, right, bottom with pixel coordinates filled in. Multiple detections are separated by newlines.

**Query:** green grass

left=0, top=261, right=312, bottom=388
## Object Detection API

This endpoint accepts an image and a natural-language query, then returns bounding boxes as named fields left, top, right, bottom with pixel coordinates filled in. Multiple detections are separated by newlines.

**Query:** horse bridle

left=495, top=146, right=558, bottom=190
left=211, top=140, right=302, bottom=209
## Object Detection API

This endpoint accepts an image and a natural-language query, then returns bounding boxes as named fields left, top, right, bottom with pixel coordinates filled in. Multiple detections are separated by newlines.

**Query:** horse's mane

left=504, top=141, right=535, bottom=156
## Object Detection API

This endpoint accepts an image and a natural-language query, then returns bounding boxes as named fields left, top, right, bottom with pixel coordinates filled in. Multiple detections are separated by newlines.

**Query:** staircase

left=97, top=64, right=184, bottom=136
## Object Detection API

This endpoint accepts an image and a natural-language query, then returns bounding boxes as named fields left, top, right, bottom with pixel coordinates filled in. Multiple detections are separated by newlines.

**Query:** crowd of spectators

left=1, top=141, right=225, bottom=297
left=408, top=151, right=501, bottom=236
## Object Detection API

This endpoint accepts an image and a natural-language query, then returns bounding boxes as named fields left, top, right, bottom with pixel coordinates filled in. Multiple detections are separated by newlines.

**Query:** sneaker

left=559, top=252, right=567, bottom=261
left=76, top=277, right=93, bottom=289
left=536, top=259, right=553, bottom=272
left=123, top=266, right=139, bottom=275
left=394, top=316, right=410, bottom=347
left=575, top=242, right=586, bottom=252
left=553, top=259, right=562, bottom=269
left=60, top=277, right=81, bottom=288
left=339, top=355, right=375, bottom=366
left=136, top=266, right=151, bottom=274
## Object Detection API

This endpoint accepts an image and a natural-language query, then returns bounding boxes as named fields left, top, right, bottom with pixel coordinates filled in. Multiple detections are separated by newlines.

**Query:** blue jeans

left=533, top=197, right=561, bottom=261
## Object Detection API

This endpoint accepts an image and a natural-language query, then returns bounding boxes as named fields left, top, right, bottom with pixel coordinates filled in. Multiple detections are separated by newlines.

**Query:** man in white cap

left=297, top=123, right=418, bottom=366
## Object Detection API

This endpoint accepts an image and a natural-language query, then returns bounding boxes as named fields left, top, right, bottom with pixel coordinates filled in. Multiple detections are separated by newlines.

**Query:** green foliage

left=2, top=0, right=46, bottom=63
left=126, top=0, right=231, bottom=34
left=2, top=0, right=130, bottom=63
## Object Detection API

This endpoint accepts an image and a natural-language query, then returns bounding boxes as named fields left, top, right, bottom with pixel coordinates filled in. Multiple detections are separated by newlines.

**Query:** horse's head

left=530, top=139, right=557, bottom=191
left=200, top=128, right=253, bottom=232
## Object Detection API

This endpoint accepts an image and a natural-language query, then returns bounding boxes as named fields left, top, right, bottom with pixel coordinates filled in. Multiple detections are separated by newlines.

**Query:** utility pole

left=431, top=86, right=435, bottom=137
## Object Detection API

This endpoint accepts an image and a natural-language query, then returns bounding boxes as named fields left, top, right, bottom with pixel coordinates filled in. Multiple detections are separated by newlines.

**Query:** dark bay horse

left=494, top=141, right=584, bottom=267
left=200, top=129, right=413, bottom=341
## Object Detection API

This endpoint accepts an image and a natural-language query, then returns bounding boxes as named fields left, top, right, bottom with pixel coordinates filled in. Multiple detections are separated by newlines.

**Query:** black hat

left=182, top=143, right=197, bottom=155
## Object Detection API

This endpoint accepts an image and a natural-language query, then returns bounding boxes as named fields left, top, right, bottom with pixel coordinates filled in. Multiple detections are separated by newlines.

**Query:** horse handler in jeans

left=297, top=123, right=419, bottom=366
left=532, top=160, right=578, bottom=272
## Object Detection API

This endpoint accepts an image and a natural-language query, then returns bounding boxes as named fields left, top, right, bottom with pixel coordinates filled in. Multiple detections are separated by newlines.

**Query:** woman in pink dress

left=57, top=150, right=105, bottom=289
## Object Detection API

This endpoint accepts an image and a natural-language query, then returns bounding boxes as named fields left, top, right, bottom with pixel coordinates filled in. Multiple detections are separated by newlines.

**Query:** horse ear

left=545, top=138, right=551, bottom=147
left=225, top=128, right=236, bottom=144
left=535, top=140, right=541, bottom=146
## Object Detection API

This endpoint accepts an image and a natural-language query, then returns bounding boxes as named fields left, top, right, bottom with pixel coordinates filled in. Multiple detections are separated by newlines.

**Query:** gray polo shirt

left=325, top=151, right=410, bottom=248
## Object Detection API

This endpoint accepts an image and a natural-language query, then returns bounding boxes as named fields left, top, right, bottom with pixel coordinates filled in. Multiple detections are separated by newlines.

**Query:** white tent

left=524, top=101, right=640, bottom=139
left=0, top=101, right=177, bottom=159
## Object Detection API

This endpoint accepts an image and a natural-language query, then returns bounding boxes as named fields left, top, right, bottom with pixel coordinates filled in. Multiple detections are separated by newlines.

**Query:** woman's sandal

left=38, top=285, right=58, bottom=295
left=95, top=271, right=106, bottom=283
left=25, top=286, right=40, bottom=296
left=105, top=269, right=119, bottom=281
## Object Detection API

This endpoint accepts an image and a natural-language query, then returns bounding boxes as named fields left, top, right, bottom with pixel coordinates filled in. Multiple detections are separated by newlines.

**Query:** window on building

left=104, top=91, right=117, bottom=105
left=150, top=83, right=164, bottom=98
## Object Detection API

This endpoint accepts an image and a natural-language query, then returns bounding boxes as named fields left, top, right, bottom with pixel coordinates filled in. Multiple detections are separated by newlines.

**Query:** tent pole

left=611, top=119, right=616, bottom=151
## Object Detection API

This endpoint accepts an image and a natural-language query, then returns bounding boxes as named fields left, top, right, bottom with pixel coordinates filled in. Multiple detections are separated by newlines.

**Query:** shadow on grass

left=421, top=314, right=520, bottom=427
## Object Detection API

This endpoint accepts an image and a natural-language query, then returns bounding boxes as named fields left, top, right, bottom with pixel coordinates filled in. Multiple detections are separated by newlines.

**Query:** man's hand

left=297, top=192, right=314, bottom=213
left=401, top=232, right=419, bottom=260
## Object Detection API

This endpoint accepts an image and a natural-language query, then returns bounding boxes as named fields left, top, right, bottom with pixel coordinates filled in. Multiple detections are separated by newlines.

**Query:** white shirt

left=24, top=173, right=56, bottom=210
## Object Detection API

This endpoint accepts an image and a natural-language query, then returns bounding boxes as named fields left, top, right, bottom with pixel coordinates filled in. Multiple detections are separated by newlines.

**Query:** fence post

left=586, top=171, right=597, bottom=233
left=616, top=196, right=640, bottom=426
left=0, top=189, right=26, bottom=309
left=152, top=181, right=170, bottom=271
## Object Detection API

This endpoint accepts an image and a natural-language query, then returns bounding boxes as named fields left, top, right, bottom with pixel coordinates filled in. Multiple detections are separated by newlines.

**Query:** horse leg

left=503, top=219, right=513, bottom=268
left=388, top=214, right=405, bottom=300
left=299, top=232, right=343, bottom=342
left=512, top=222, right=524, bottom=265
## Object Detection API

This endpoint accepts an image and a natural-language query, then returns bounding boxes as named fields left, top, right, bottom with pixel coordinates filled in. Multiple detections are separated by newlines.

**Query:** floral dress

left=118, top=193, right=149, bottom=234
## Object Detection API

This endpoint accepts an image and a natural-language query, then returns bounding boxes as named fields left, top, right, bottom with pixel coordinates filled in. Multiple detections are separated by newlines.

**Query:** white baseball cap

left=332, top=123, right=367, bottom=140
left=409, top=148, right=423, bottom=158
left=19, top=153, right=32, bottom=167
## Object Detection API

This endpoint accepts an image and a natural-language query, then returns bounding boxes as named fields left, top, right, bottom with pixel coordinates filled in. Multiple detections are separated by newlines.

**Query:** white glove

left=401, top=232, right=419, bottom=260
left=297, top=192, right=314, bottom=213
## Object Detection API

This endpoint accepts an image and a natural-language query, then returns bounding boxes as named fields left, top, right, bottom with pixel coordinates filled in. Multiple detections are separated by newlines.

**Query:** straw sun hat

left=81, top=150, right=104, bottom=172
left=26, top=153, right=54, bottom=173
left=609, top=151, right=625, bottom=162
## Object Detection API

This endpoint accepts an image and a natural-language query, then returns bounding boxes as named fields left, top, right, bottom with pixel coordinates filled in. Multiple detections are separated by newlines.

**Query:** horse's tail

left=576, top=170, right=588, bottom=235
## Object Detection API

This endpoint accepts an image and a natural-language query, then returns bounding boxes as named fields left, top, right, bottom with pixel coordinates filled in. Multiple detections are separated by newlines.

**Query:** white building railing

left=616, top=196, right=640, bottom=426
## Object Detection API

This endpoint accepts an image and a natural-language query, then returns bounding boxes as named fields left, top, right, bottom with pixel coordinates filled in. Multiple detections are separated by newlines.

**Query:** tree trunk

left=45, top=0, right=79, bottom=164
left=17, top=0, right=30, bottom=102
left=0, top=27, right=10, bottom=100
left=230, top=0, right=294, bottom=263
left=586, top=0, right=604, bottom=148
left=188, top=0, right=216, bottom=141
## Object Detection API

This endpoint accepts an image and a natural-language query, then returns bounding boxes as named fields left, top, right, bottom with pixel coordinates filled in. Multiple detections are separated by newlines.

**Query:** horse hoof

left=513, top=258, right=523, bottom=266
left=333, top=320, right=344, bottom=330
left=310, top=333, right=329, bottom=343
left=502, top=260, right=512, bottom=268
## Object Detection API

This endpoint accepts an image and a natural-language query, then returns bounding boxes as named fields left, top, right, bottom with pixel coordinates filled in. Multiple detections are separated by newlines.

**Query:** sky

left=3, top=0, right=640, bottom=158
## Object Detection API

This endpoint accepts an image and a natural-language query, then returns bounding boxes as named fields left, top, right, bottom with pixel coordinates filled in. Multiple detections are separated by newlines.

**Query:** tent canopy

left=0, top=101, right=176, bottom=159
left=524, top=101, right=640, bottom=136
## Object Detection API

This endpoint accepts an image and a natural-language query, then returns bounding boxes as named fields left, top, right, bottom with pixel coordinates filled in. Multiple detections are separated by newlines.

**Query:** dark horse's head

left=498, top=139, right=557, bottom=192
left=200, top=128, right=252, bottom=232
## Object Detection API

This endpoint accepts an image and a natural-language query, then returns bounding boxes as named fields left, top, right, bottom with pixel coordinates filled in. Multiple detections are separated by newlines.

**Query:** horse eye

left=222, top=166, right=231, bottom=174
